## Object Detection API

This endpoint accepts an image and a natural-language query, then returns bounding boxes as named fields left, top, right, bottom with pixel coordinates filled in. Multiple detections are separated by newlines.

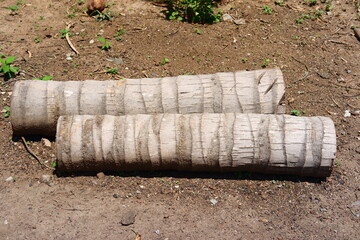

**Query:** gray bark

left=56, top=113, right=336, bottom=177
left=11, top=68, right=285, bottom=136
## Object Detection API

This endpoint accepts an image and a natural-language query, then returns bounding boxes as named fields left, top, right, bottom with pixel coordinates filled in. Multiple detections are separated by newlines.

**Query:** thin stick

left=26, top=50, right=32, bottom=58
left=65, top=23, right=79, bottom=55
left=331, top=97, right=341, bottom=108
left=21, top=137, right=54, bottom=170
left=327, top=39, right=351, bottom=46
left=291, top=56, right=309, bottom=72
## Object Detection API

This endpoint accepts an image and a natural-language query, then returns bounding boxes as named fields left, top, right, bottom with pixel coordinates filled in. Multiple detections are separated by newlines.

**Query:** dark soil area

left=0, top=0, right=359, bottom=239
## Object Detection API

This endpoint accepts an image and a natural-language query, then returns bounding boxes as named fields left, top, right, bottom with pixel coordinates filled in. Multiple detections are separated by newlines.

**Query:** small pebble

left=66, top=56, right=73, bottom=61
left=97, top=172, right=105, bottom=179
left=41, top=138, right=52, bottom=148
left=210, top=199, right=218, bottom=205
left=89, top=39, right=94, bottom=44
left=40, top=175, right=52, bottom=183
left=222, top=14, right=234, bottom=22
left=5, top=176, right=15, bottom=182
left=4, top=220, right=8, bottom=225
left=139, top=185, right=145, bottom=189
left=155, top=230, right=160, bottom=235
left=121, top=210, right=136, bottom=226
left=344, top=110, right=351, bottom=117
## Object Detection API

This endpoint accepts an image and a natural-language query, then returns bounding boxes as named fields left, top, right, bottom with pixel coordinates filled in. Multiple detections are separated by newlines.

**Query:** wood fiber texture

left=56, top=113, right=336, bottom=177
left=11, top=68, right=285, bottom=136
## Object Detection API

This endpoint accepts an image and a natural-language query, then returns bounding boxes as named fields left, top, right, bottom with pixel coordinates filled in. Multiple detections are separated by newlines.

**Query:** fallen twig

left=327, top=39, right=351, bottom=46
left=65, top=23, right=79, bottom=55
left=291, top=56, right=309, bottom=72
left=26, top=50, right=32, bottom=58
left=294, top=72, right=311, bottom=83
left=21, top=137, right=54, bottom=170
left=331, top=97, right=341, bottom=108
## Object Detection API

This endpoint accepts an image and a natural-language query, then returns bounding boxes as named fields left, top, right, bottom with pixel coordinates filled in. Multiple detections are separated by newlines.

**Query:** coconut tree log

left=11, top=68, right=285, bottom=136
left=56, top=113, right=336, bottom=177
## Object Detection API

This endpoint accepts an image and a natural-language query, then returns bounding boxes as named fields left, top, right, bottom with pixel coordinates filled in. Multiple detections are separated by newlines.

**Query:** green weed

left=160, top=57, right=170, bottom=65
left=194, top=27, right=203, bottom=34
left=290, top=110, right=301, bottom=116
left=52, top=161, right=57, bottom=168
left=34, top=36, right=41, bottom=43
left=114, top=28, right=125, bottom=40
left=275, top=0, right=287, bottom=6
left=262, top=59, right=271, bottom=68
left=98, top=37, right=111, bottom=50
left=165, top=0, right=222, bottom=24
left=263, top=5, right=273, bottom=14
left=33, top=76, right=53, bottom=81
left=91, top=10, right=113, bottom=22
left=7, top=5, right=19, bottom=11
left=0, top=56, right=19, bottom=79
left=59, top=28, right=72, bottom=39
left=106, top=68, right=118, bottom=74
left=304, top=0, right=317, bottom=6
left=4, top=107, right=10, bottom=118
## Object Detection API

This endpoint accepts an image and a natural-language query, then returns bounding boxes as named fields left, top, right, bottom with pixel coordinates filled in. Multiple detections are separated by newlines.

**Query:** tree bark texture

left=56, top=113, right=336, bottom=177
left=11, top=68, right=285, bottom=136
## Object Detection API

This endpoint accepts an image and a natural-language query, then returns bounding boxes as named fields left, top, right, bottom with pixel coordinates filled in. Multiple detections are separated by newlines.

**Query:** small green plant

left=160, top=57, right=170, bottom=65
left=98, top=37, right=111, bottom=50
left=33, top=76, right=53, bottom=81
left=165, top=0, right=222, bottom=24
left=325, top=4, right=333, bottom=12
left=262, top=5, right=273, bottom=14
left=78, top=0, right=85, bottom=5
left=39, top=16, right=44, bottom=20
left=52, top=161, right=57, bottom=168
left=320, top=0, right=327, bottom=2
left=34, top=36, right=41, bottom=43
left=7, top=5, right=19, bottom=11
left=106, top=68, right=118, bottom=74
left=335, top=161, right=341, bottom=167
left=275, top=0, right=287, bottom=6
left=290, top=110, right=301, bottom=116
left=351, top=25, right=357, bottom=30
left=313, top=10, right=323, bottom=19
left=0, top=56, right=19, bottom=79
left=194, top=27, right=203, bottom=34
left=4, top=107, right=10, bottom=118
left=91, top=10, right=113, bottom=22
left=7, top=1, right=25, bottom=11
left=241, top=58, right=247, bottom=63
left=59, top=28, right=72, bottom=39
left=114, top=28, right=125, bottom=40
left=295, top=13, right=312, bottom=23
left=305, top=0, right=317, bottom=6
left=262, top=59, right=271, bottom=68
